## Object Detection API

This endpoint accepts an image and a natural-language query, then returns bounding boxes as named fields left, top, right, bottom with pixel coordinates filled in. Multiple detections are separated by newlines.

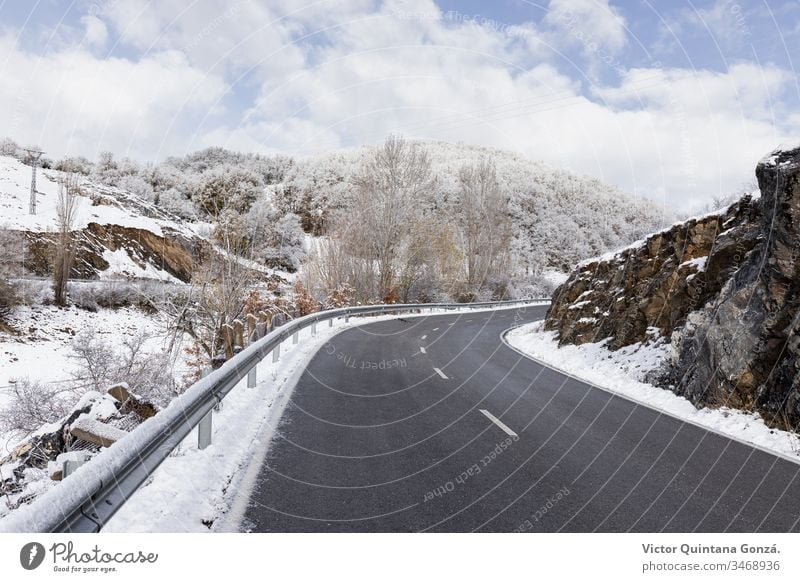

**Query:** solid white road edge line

left=433, top=367, right=448, bottom=379
left=499, top=323, right=800, bottom=468
left=479, top=409, right=518, bottom=438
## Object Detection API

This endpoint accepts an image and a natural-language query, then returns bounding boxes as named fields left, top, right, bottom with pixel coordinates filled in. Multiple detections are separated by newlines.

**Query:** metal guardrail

left=0, top=298, right=549, bottom=533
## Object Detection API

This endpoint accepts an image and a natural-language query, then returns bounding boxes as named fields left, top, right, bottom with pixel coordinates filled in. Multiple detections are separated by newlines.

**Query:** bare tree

left=456, top=157, right=512, bottom=295
left=156, top=214, right=262, bottom=368
left=53, top=173, right=80, bottom=306
left=340, top=135, right=436, bottom=301
left=0, top=228, right=24, bottom=321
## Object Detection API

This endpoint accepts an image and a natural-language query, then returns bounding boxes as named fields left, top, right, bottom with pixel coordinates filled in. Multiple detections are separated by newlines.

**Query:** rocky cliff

left=545, top=195, right=762, bottom=348
left=545, top=144, right=800, bottom=428
left=671, top=145, right=800, bottom=428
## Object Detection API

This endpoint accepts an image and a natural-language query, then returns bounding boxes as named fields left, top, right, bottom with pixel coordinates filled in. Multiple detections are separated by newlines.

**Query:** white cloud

left=80, top=15, right=108, bottom=49
left=678, top=0, right=754, bottom=47
left=0, top=34, right=227, bottom=160
left=2, top=0, right=796, bottom=213
left=545, top=0, right=629, bottom=55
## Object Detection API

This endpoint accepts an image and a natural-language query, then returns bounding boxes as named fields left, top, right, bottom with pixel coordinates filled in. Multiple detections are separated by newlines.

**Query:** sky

left=0, top=0, right=798, bottom=211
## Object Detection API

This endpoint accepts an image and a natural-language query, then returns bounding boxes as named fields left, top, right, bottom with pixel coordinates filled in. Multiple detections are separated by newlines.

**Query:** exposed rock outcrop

left=671, top=145, right=800, bottom=427
left=544, top=144, right=800, bottom=429
left=22, top=223, right=212, bottom=283
left=545, top=194, right=762, bottom=348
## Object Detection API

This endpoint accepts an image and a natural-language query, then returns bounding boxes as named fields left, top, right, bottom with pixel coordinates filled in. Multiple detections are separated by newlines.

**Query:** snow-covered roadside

left=505, top=321, right=800, bottom=463
left=103, top=314, right=346, bottom=532
left=0, top=305, right=174, bottom=451
left=103, top=303, right=546, bottom=532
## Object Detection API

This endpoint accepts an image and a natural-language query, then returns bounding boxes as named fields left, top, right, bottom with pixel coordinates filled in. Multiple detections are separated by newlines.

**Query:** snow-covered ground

left=0, top=304, right=177, bottom=451
left=102, top=313, right=347, bottom=532
left=506, top=322, right=800, bottom=462
left=0, top=156, right=188, bottom=237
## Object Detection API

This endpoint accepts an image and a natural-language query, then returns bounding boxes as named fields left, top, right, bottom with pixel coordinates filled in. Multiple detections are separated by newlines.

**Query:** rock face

left=671, top=145, right=800, bottom=427
left=545, top=195, right=762, bottom=348
left=23, top=223, right=212, bottom=283
left=545, top=144, right=800, bottom=429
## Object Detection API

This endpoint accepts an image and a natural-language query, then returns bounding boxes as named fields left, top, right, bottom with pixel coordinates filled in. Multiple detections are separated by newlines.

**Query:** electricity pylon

left=22, top=148, right=44, bottom=215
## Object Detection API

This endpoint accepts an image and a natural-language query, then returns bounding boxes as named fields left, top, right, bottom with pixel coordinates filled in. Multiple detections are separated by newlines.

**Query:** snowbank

left=506, top=321, right=800, bottom=463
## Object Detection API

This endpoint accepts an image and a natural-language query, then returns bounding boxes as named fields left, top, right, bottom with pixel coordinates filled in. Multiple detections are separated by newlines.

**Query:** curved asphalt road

left=238, top=305, right=800, bottom=532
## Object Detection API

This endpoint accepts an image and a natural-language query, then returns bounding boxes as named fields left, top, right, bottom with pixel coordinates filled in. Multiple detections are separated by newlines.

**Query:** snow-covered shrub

left=0, top=279, right=18, bottom=320
left=0, top=378, right=78, bottom=436
left=66, top=281, right=171, bottom=310
left=246, top=201, right=305, bottom=271
left=118, top=174, right=155, bottom=205
left=71, top=330, right=179, bottom=407
left=15, top=279, right=52, bottom=306
left=192, top=165, right=263, bottom=216
left=53, top=156, right=93, bottom=175
left=157, top=187, right=197, bottom=219
left=0, top=137, right=19, bottom=156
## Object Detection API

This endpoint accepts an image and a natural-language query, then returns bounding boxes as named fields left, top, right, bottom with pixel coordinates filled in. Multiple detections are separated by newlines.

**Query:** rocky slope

left=23, top=223, right=211, bottom=283
left=545, top=144, right=800, bottom=429
left=545, top=195, right=762, bottom=348
left=0, top=155, right=211, bottom=283
left=671, top=145, right=800, bottom=428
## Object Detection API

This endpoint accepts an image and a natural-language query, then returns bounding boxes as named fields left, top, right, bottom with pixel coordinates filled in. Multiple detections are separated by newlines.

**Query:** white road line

left=466, top=319, right=472, bottom=322
left=421, top=335, right=427, bottom=340
left=479, top=409, right=518, bottom=437
left=433, top=367, right=448, bottom=379
left=420, top=346, right=427, bottom=354
left=448, top=322, right=455, bottom=326
left=433, top=327, right=439, bottom=331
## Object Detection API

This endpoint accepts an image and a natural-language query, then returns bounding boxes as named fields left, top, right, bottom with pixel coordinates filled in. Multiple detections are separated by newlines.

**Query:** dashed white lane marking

left=448, top=322, right=455, bottom=326
left=466, top=319, right=472, bottom=322
left=421, top=335, right=427, bottom=340
left=479, top=409, right=518, bottom=437
left=433, top=328, right=439, bottom=331
left=420, top=346, right=427, bottom=354
left=433, top=367, right=448, bottom=379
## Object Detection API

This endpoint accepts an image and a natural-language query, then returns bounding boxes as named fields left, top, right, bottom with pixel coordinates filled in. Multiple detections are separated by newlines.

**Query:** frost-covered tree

left=193, top=164, right=262, bottom=217
left=456, top=157, right=512, bottom=294
left=340, top=136, right=436, bottom=300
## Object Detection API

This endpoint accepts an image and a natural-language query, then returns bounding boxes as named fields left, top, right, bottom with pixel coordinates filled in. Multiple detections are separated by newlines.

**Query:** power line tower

left=22, top=148, right=44, bottom=215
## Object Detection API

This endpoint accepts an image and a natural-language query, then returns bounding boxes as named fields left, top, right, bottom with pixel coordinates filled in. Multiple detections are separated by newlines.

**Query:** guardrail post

left=273, top=342, right=281, bottom=363
left=293, top=331, right=299, bottom=344
left=247, top=365, right=257, bottom=389
left=345, top=314, right=349, bottom=323
left=311, top=322, right=317, bottom=336
left=329, top=318, right=333, bottom=327
left=198, top=368, right=213, bottom=449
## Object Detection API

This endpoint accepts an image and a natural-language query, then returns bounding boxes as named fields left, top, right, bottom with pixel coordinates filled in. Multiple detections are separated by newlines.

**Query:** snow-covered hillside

left=0, top=155, right=206, bottom=283
left=278, top=140, right=672, bottom=272
left=0, top=155, right=195, bottom=238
